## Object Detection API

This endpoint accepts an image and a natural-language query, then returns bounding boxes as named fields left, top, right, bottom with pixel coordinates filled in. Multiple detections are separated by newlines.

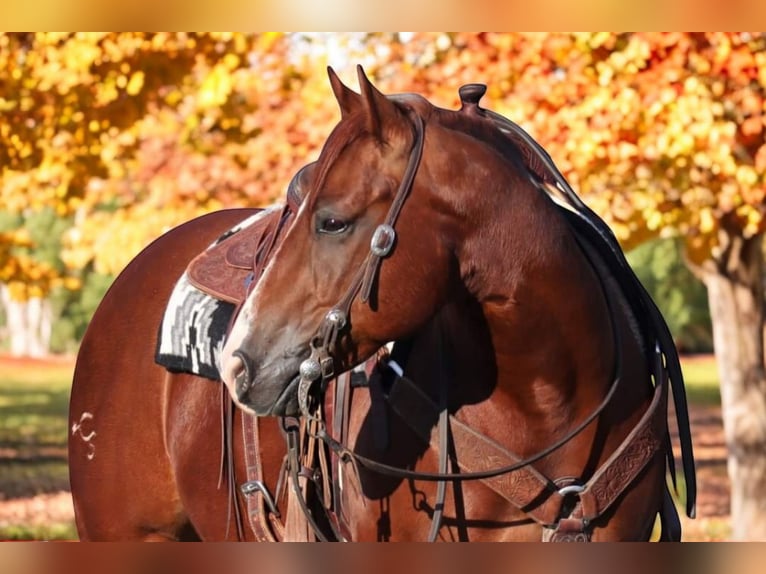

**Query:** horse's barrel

left=458, top=83, right=487, bottom=114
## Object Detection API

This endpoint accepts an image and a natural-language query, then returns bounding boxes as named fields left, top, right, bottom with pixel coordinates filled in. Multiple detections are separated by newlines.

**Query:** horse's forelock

left=306, top=101, right=420, bottom=210
left=306, top=113, right=367, bottom=211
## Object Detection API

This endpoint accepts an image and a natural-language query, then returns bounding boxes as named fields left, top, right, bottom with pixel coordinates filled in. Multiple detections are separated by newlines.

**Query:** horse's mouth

left=265, top=373, right=302, bottom=416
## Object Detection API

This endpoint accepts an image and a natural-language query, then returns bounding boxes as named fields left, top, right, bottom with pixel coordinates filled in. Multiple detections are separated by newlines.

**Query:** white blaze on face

left=220, top=195, right=315, bottom=393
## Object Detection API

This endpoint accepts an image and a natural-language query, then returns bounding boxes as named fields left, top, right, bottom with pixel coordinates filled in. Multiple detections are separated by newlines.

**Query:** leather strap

left=381, top=349, right=669, bottom=529
left=384, top=373, right=562, bottom=525
left=576, top=347, right=668, bottom=522
left=240, top=414, right=283, bottom=541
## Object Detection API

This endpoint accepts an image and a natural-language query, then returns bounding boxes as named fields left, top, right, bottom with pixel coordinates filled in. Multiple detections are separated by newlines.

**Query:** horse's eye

left=317, top=216, right=349, bottom=235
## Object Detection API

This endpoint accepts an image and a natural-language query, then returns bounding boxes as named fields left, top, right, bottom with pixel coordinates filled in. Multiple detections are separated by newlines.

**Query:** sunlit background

left=2, top=30, right=766, bottom=543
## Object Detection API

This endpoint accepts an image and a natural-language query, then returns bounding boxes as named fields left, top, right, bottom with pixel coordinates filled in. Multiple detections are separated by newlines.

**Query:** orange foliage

left=3, top=33, right=766, bottom=290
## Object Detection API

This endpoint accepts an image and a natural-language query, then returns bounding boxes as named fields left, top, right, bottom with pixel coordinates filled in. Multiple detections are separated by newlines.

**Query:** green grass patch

left=679, top=354, right=721, bottom=406
left=0, top=522, right=78, bottom=541
left=0, top=359, right=72, bottom=463
left=1, top=357, right=75, bottom=540
left=0, top=359, right=73, bottom=491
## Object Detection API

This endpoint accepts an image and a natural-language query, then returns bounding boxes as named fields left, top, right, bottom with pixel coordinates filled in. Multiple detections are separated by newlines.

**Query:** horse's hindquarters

left=68, top=209, right=259, bottom=541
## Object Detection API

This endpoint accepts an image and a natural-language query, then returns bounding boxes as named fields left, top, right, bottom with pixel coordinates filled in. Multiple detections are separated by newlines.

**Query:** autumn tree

left=524, top=32, right=766, bottom=542
left=0, top=33, right=254, bottom=351
left=1, top=32, right=341, bottom=352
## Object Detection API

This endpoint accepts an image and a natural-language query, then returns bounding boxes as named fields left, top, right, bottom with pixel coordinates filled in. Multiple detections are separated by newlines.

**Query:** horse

left=218, top=66, right=696, bottom=541
left=67, top=176, right=492, bottom=541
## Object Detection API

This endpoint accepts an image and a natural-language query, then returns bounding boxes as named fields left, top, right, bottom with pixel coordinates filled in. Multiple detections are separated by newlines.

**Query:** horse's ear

left=327, top=66, right=361, bottom=118
left=356, top=65, right=399, bottom=141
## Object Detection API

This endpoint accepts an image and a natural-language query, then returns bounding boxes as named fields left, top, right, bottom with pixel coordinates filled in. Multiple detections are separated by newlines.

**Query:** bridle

left=284, top=108, right=428, bottom=542
left=296, top=107, right=426, bottom=417
left=281, top=96, right=670, bottom=542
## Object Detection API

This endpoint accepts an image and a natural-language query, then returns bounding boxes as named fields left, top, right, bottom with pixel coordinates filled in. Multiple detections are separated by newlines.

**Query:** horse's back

left=68, top=208, right=256, bottom=540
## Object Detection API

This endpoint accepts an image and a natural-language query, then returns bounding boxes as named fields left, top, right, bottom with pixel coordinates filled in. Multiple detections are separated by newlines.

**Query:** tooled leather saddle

left=186, top=177, right=303, bottom=306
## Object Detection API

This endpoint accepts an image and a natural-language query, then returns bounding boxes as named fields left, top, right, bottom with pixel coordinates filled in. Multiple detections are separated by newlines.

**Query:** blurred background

left=1, top=32, right=764, bottom=540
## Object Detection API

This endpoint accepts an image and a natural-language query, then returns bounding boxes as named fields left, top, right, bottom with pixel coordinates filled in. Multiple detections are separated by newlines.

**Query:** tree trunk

left=697, top=230, right=766, bottom=541
left=0, top=285, right=53, bottom=357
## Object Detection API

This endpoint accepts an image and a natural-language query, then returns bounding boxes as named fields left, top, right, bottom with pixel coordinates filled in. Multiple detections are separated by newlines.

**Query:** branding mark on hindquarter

left=71, top=411, right=96, bottom=460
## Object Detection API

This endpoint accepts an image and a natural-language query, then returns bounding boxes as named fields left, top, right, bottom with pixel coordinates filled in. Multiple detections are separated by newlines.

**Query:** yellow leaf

left=198, top=65, right=232, bottom=109
left=257, top=32, right=283, bottom=52
left=646, top=211, right=663, bottom=231
left=223, top=53, right=240, bottom=71
left=126, top=71, right=145, bottom=96
left=62, top=277, right=82, bottom=290
left=699, top=208, right=716, bottom=234
left=735, top=165, right=758, bottom=187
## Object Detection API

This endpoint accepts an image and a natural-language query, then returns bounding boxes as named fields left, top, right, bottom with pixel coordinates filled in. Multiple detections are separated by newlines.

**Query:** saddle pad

left=155, top=210, right=277, bottom=380
left=155, top=272, right=235, bottom=381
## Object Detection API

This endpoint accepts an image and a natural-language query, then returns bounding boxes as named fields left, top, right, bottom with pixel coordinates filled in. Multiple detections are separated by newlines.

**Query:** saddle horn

left=458, top=83, right=487, bottom=116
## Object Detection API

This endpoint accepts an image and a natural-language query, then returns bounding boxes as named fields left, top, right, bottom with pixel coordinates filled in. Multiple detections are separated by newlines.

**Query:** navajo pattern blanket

left=154, top=210, right=273, bottom=380
left=155, top=272, right=235, bottom=381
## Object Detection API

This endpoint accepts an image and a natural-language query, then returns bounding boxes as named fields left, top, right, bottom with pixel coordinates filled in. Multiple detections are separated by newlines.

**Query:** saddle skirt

left=187, top=205, right=285, bottom=305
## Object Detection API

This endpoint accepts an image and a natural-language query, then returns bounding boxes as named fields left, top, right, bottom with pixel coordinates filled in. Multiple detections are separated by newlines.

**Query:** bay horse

left=67, top=180, right=502, bottom=541
left=218, top=66, right=696, bottom=541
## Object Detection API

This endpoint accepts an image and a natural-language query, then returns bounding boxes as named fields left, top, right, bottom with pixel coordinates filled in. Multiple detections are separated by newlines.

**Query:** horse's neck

left=451, top=175, right=617, bottom=448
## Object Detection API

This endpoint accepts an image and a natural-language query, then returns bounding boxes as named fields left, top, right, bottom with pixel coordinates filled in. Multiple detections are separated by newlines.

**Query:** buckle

left=557, top=484, right=585, bottom=497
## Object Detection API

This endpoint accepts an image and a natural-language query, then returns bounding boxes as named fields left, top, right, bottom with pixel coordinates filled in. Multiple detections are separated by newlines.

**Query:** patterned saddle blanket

left=154, top=207, right=284, bottom=380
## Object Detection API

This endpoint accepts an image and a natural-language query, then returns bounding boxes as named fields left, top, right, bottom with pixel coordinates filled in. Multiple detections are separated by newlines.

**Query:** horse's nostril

left=231, top=349, right=254, bottom=398
left=234, top=371, right=249, bottom=399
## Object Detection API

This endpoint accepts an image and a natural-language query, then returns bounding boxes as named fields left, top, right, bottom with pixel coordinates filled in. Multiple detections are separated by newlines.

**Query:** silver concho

left=325, top=308, right=346, bottom=329
left=299, top=357, right=322, bottom=381
left=370, top=224, right=396, bottom=257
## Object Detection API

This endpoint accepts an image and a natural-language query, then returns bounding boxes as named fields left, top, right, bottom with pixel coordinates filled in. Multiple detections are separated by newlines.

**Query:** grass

left=0, top=522, right=77, bottom=541
left=0, top=353, right=724, bottom=541
left=678, top=354, right=721, bottom=406
left=673, top=354, right=730, bottom=541
left=0, top=356, right=76, bottom=540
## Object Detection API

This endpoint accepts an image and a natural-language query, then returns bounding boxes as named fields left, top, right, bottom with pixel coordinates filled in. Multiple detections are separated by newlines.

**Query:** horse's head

left=220, top=66, right=460, bottom=416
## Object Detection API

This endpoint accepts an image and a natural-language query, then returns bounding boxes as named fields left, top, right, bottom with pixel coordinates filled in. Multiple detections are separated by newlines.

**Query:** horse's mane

left=423, top=101, right=696, bottom=519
